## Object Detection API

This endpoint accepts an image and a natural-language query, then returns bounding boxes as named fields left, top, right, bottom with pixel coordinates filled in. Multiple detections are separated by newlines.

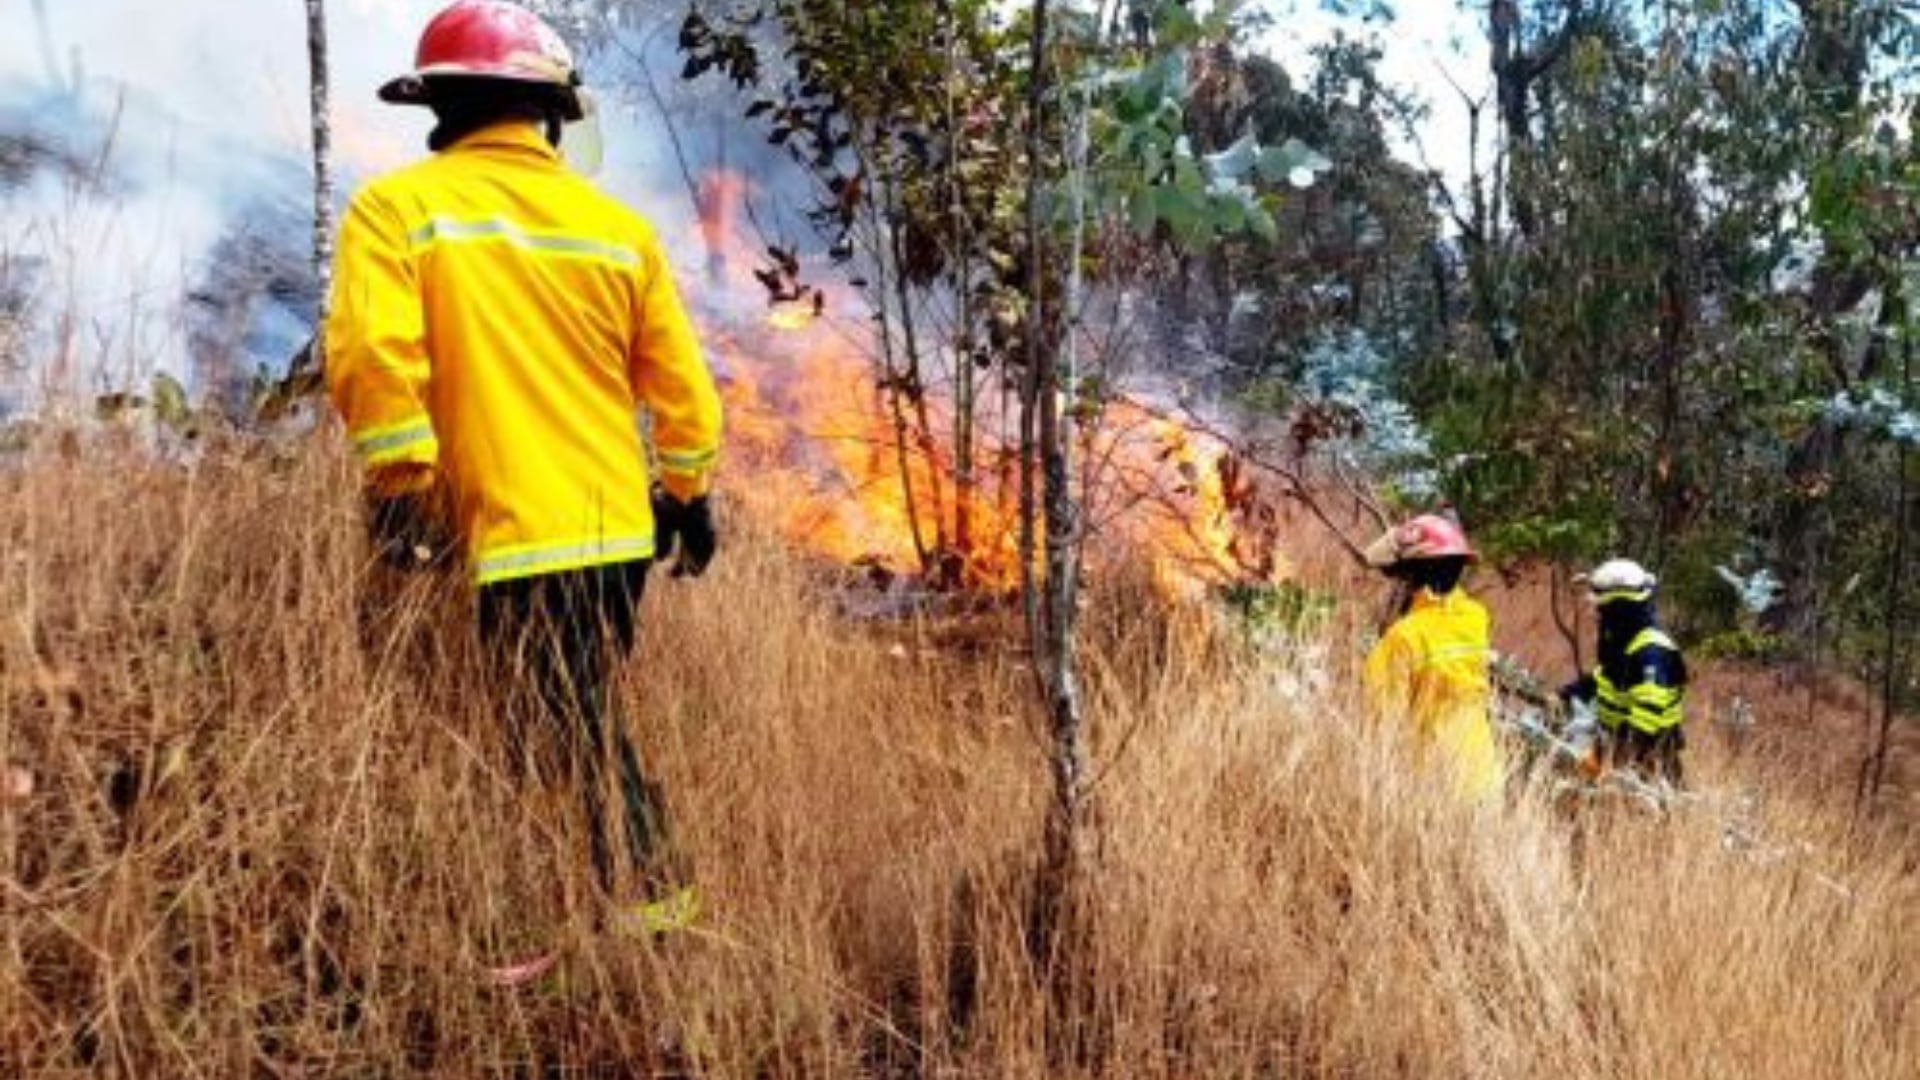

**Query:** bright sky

left=2, top=0, right=443, bottom=166
left=1258, top=0, right=1489, bottom=193
left=3, top=0, right=1488, bottom=182
left=0, top=0, right=1486, bottom=397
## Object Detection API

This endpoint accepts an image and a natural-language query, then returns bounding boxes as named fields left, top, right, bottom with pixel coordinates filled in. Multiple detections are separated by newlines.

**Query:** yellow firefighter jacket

left=1364, top=588, right=1505, bottom=801
left=325, top=122, right=722, bottom=585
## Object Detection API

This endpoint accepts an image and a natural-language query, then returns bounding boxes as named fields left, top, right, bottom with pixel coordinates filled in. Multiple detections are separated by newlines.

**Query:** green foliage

left=1166, top=32, right=1448, bottom=383
left=665, top=0, right=1913, bottom=717
left=1383, top=0, right=1916, bottom=723
left=1477, top=512, right=1612, bottom=568
left=1692, top=628, right=1784, bottom=663
left=1068, top=4, right=1330, bottom=253
left=1220, top=580, right=1338, bottom=638
left=673, top=0, right=1319, bottom=587
left=151, top=372, right=192, bottom=430
left=1658, top=525, right=1753, bottom=639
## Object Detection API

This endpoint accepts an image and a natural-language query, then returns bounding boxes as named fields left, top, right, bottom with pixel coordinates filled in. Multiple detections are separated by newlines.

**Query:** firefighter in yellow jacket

left=1362, top=514, right=1505, bottom=802
left=325, top=1, right=720, bottom=942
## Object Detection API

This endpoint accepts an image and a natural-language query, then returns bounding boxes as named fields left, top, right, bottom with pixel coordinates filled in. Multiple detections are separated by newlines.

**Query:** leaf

left=1173, top=154, right=1206, bottom=197
left=1205, top=133, right=1260, bottom=183
left=1257, top=138, right=1332, bottom=186
left=1129, top=188, right=1158, bottom=234
left=1158, top=2, right=1203, bottom=42
left=2, top=763, right=30, bottom=804
left=1247, top=203, right=1279, bottom=243
left=1156, top=187, right=1202, bottom=239
left=1211, top=191, right=1248, bottom=234
left=1141, top=136, right=1166, bottom=181
left=152, top=372, right=191, bottom=428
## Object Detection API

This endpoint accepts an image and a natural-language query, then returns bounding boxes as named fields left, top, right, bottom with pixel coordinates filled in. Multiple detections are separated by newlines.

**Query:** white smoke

left=0, top=0, right=792, bottom=415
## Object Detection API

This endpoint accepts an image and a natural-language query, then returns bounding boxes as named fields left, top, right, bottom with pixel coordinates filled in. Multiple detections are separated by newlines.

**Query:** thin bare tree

left=1020, top=0, right=1090, bottom=972
left=305, top=0, right=334, bottom=373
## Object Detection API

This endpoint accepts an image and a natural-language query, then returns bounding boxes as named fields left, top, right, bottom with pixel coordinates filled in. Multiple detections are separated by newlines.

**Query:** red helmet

left=379, top=1, right=584, bottom=121
left=1365, top=513, right=1477, bottom=568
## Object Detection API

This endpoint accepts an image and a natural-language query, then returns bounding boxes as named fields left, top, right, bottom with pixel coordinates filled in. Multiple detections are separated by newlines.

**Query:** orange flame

left=688, top=169, right=1286, bottom=595
left=707, top=316, right=1020, bottom=590
left=765, top=299, right=819, bottom=331
left=1091, top=399, right=1288, bottom=596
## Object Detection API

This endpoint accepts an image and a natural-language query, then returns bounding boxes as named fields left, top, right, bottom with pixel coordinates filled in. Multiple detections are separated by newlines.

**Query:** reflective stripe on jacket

left=325, top=122, right=723, bottom=585
left=1364, top=588, right=1505, bottom=801
left=1594, top=628, right=1685, bottom=734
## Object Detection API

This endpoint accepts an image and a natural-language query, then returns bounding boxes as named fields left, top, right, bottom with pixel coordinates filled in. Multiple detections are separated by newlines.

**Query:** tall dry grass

left=1, top=437, right=1913, bottom=1077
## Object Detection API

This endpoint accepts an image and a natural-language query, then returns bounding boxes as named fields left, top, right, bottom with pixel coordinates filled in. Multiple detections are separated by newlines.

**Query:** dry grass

left=1, top=438, right=1914, bottom=1077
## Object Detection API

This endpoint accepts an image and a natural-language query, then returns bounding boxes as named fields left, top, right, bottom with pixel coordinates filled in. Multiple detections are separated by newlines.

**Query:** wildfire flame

left=707, top=317, right=1022, bottom=590
left=1089, top=398, right=1287, bottom=596
left=689, top=170, right=1287, bottom=596
left=765, top=298, right=821, bottom=331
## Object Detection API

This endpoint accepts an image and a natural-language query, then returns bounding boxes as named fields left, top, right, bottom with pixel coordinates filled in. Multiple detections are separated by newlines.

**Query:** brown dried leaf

left=3, top=763, right=32, bottom=803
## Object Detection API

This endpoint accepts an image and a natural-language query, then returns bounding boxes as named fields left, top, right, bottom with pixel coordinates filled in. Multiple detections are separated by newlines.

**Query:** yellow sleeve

left=324, top=187, right=438, bottom=495
left=1363, top=626, right=1414, bottom=724
left=629, top=230, right=722, bottom=502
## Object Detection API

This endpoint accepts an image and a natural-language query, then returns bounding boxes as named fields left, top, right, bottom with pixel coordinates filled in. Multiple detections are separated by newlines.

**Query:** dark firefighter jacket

left=1566, top=607, right=1688, bottom=736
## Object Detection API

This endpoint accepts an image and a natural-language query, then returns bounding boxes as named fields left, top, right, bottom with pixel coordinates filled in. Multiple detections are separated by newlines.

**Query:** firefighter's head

left=379, top=1, right=586, bottom=151
left=1581, top=557, right=1658, bottom=629
left=1366, top=513, right=1476, bottom=594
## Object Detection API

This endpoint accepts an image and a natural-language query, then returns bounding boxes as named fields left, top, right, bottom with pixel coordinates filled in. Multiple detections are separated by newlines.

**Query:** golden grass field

left=1, top=438, right=1913, bottom=1076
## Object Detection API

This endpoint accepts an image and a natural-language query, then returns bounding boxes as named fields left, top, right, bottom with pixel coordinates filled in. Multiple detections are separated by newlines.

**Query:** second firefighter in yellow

left=1362, top=515, right=1505, bottom=801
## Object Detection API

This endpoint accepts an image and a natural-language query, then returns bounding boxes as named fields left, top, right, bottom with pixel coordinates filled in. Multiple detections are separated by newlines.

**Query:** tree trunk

left=1549, top=559, right=1583, bottom=672
left=1488, top=0, right=1537, bottom=238
left=886, top=210, right=951, bottom=581
left=1652, top=241, right=1691, bottom=559
left=1859, top=336, right=1912, bottom=807
left=1488, top=0, right=1583, bottom=242
left=1044, top=26, right=1093, bottom=901
left=305, top=0, right=334, bottom=371
left=1021, top=0, right=1087, bottom=971
left=945, top=2, right=977, bottom=579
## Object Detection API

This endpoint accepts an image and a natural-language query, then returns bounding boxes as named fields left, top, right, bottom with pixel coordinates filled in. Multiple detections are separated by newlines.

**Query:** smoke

left=0, top=0, right=805, bottom=414
left=0, top=81, right=237, bottom=407
left=0, top=0, right=405, bottom=408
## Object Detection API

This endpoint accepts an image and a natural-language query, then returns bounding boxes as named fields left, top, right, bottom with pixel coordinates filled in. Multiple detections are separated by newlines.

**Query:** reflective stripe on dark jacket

left=1594, top=628, right=1686, bottom=735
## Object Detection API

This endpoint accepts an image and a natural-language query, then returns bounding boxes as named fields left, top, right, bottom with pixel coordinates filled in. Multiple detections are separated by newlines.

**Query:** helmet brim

left=378, top=74, right=431, bottom=106
left=378, top=70, right=584, bottom=122
left=1591, top=588, right=1655, bottom=605
left=1363, top=531, right=1400, bottom=569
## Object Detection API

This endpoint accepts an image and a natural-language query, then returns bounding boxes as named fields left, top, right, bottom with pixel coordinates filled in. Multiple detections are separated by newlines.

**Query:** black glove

left=367, top=493, right=453, bottom=570
left=653, top=491, right=717, bottom=578
left=1558, top=674, right=1596, bottom=705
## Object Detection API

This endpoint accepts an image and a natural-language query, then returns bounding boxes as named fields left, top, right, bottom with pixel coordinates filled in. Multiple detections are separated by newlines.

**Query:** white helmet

left=1583, top=558, right=1657, bottom=603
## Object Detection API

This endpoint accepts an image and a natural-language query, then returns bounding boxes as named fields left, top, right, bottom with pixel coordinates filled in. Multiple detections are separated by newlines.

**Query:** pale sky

left=4, top=0, right=1487, bottom=185
left=2, top=0, right=441, bottom=167
left=1260, top=0, right=1489, bottom=194
left=0, top=0, right=1485, bottom=390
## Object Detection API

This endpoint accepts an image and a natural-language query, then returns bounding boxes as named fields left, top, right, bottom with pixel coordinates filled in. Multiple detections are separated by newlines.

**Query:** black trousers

left=477, top=560, right=671, bottom=894
left=1607, top=725, right=1685, bottom=788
